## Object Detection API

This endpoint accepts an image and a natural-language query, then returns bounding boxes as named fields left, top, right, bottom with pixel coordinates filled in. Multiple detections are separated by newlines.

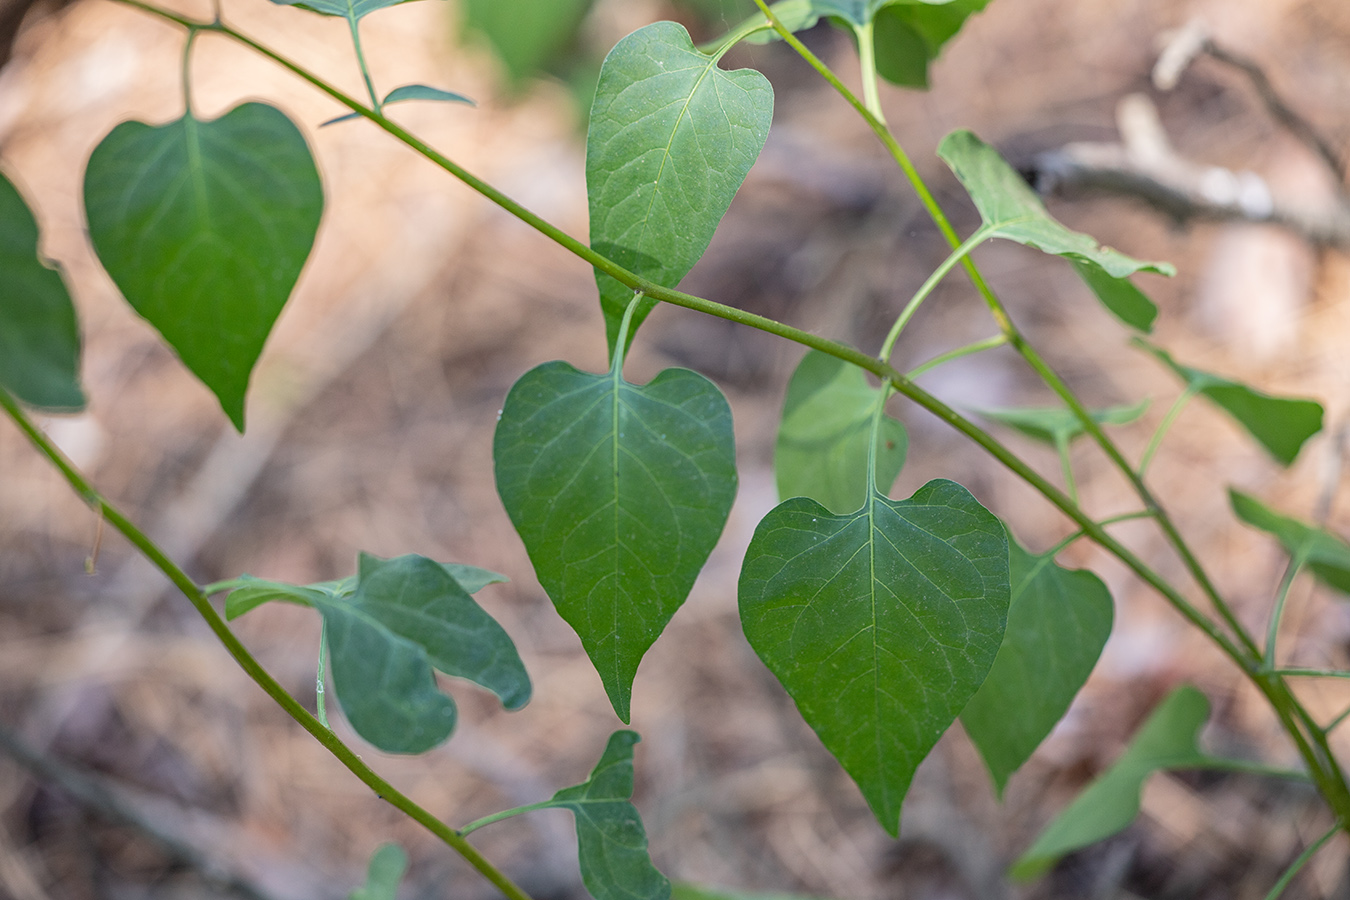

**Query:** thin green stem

left=879, top=227, right=989, bottom=361
left=1261, top=821, right=1341, bottom=900
left=0, top=390, right=537, bottom=900
left=316, top=620, right=330, bottom=730
left=346, top=12, right=380, bottom=113
left=855, top=21, right=885, bottom=124
left=1186, top=757, right=1311, bottom=782
left=1266, top=555, right=1307, bottom=669
left=180, top=27, right=198, bottom=117
left=1278, top=669, right=1350, bottom=679
left=1054, top=434, right=1078, bottom=507
left=459, top=801, right=560, bottom=837
left=1138, top=386, right=1198, bottom=477
left=905, top=334, right=1007, bottom=379
left=1326, top=704, right=1350, bottom=735
left=1047, top=510, right=1156, bottom=557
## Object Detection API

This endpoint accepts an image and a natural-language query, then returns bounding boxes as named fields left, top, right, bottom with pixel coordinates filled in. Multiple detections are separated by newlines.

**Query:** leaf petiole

left=1138, top=385, right=1199, bottom=477
left=1261, top=821, right=1341, bottom=900
left=1265, top=553, right=1308, bottom=669
left=905, top=334, right=1007, bottom=379
left=457, top=800, right=560, bottom=837
left=880, top=226, right=991, bottom=362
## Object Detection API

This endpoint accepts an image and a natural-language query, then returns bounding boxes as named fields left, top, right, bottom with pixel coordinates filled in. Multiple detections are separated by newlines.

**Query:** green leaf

left=937, top=130, right=1171, bottom=332
left=1139, top=342, right=1323, bottom=467
left=739, top=479, right=1009, bottom=835
left=84, top=103, right=322, bottom=432
left=673, top=885, right=829, bottom=900
left=1230, top=490, right=1350, bottom=594
left=807, top=0, right=953, bottom=27
left=462, top=0, right=595, bottom=84
left=775, top=350, right=907, bottom=514
left=978, top=400, right=1148, bottom=447
left=0, top=170, right=84, bottom=411
left=349, top=843, right=407, bottom=900
left=960, top=530, right=1113, bottom=797
left=872, top=0, right=992, bottom=88
left=384, top=84, right=474, bottom=106
left=545, top=731, right=670, bottom=900
left=1011, top=686, right=1213, bottom=880
left=271, top=0, right=411, bottom=20
left=219, top=562, right=507, bottom=620
left=587, top=21, right=773, bottom=354
left=495, top=358, right=737, bottom=721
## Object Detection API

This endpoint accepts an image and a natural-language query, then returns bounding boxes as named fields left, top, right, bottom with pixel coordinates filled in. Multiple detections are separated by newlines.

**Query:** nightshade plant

left=2, top=0, right=1348, bottom=896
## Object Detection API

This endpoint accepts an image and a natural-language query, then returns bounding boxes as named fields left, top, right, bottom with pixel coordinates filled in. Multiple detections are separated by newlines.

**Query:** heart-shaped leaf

left=349, top=844, right=407, bottom=900
left=1011, top=686, right=1214, bottom=880
left=775, top=350, right=907, bottom=514
left=462, top=0, right=596, bottom=84
left=1230, top=490, right=1350, bottom=594
left=495, top=356, right=737, bottom=722
left=978, top=400, right=1148, bottom=447
left=739, top=479, right=1009, bottom=835
left=547, top=731, right=671, bottom=900
left=960, top=530, right=1113, bottom=797
left=872, top=0, right=992, bottom=88
left=1139, top=341, right=1323, bottom=467
left=0, top=170, right=83, bottom=411
left=84, top=103, right=323, bottom=431
left=937, top=130, right=1171, bottom=332
left=587, top=21, right=773, bottom=354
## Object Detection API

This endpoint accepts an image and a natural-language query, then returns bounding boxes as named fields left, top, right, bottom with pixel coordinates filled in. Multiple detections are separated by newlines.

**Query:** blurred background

left=2, top=0, right=1350, bottom=897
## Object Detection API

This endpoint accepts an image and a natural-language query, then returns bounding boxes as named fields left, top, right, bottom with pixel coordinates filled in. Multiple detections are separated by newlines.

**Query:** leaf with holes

left=938, top=130, right=1170, bottom=332
left=0, top=170, right=83, bottom=411
left=587, top=21, right=773, bottom=354
left=84, top=103, right=322, bottom=431
left=775, top=350, right=907, bottom=514
left=494, top=357, right=737, bottom=721
left=1230, top=490, right=1350, bottom=594
left=739, top=479, right=1009, bottom=835
left=960, top=530, right=1112, bottom=796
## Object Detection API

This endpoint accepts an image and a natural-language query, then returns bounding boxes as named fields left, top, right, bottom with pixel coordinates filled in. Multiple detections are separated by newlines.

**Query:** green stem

left=459, top=801, right=561, bottom=837
left=0, top=390, right=537, bottom=900
left=1047, top=510, right=1157, bottom=557
left=1265, top=555, right=1307, bottom=670
left=879, top=226, right=989, bottom=361
left=1261, top=821, right=1341, bottom=900
left=855, top=21, right=885, bottom=124
left=1138, top=386, right=1198, bottom=477
left=1278, top=668, right=1350, bottom=679
left=316, top=620, right=330, bottom=730
left=346, top=12, right=380, bottom=113
left=181, top=27, right=198, bottom=117
left=1187, top=758, right=1311, bottom=782
left=1326, top=704, right=1350, bottom=735
left=1054, top=433, right=1078, bottom=507
left=905, top=334, right=1007, bottom=379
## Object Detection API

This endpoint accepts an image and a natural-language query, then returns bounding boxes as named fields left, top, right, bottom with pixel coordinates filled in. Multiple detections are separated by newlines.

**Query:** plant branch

left=0, top=389, right=537, bottom=900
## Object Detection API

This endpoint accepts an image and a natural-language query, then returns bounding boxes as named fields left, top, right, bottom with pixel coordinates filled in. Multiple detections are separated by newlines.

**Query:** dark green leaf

left=588, top=22, right=773, bottom=354
left=271, top=0, right=411, bottom=20
left=349, top=844, right=407, bottom=900
left=739, top=479, right=1009, bottom=835
left=872, top=0, right=992, bottom=88
left=84, top=103, right=322, bottom=431
left=219, top=562, right=506, bottom=620
left=462, top=0, right=595, bottom=84
left=1139, top=342, right=1323, bottom=467
left=775, top=350, right=907, bottom=514
left=495, top=358, right=737, bottom=721
left=937, top=130, right=1170, bottom=332
left=1011, top=686, right=1212, bottom=880
left=0, top=170, right=83, bottom=411
left=383, top=84, right=475, bottom=106
left=1230, top=490, right=1350, bottom=594
left=960, top=531, right=1112, bottom=796
left=978, top=400, right=1148, bottom=447
left=548, top=731, right=671, bottom=900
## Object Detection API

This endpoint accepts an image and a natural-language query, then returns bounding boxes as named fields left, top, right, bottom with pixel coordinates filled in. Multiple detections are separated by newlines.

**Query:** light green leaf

left=270, top=0, right=411, bottom=20
left=775, top=350, right=907, bottom=514
left=0, top=170, right=84, bottom=411
left=384, top=84, right=475, bottom=106
left=872, top=0, right=993, bottom=88
left=84, top=103, right=322, bottom=431
left=960, top=531, right=1113, bottom=797
left=587, top=21, right=773, bottom=354
left=462, top=0, right=595, bottom=85
left=349, top=843, right=407, bottom=900
left=739, top=479, right=1009, bottom=835
left=1011, top=686, right=1213, bottom=880
left=978, top=400, right=1148, bottom=447
left=1139, top=342, right=1323, bottom=467
left=1230, top=490, right=1350, bottom=594
left=673, top=885, right=829, bottom=900
left=494, top=357, right=737, bottom=722
left=937, top=130, right=1170, bottom=332
left=548, top=731, right=670, bottom=900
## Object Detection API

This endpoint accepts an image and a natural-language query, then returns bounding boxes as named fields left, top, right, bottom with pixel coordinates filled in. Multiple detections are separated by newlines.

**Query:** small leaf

left=872, top=0, right=993, bottom=89
left=84, top=103, right=323, bottom=431
left=978, top=400, right=1148, bottom=447
left=739, top=479, right=1009, bottom=835
left=588, top=21, right=773, bottom=354
left=1230, top=490, right=1350, bottom=594
left=548, top=731, right=671, bottom=900
left=1011, top=685, right=1213, bottom=880
left=349, top=843, right=407, bottom=900
left=383, top=84, right=476, bottom=107
left=960, top=530, right=1113, bottom=797
left=937, top=130, right=1171, bottom=332
left=0, top=170, right=84, bottom=411
left=271, top=0, right=411, bottom=20
left=462, top=0, right=595, bottom=84
left=775, top=350, right=907, bottom=514
left=1139, top=342, right=1323, bottom=467
left=219, top=562, right=506, bottom=620
left=495, top=358, right=737, bottom=721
